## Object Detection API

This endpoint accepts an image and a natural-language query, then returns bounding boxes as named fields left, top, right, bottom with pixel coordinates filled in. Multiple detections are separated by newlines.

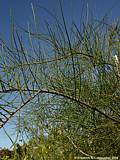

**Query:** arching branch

left=0, top=88, right=120, bottom=129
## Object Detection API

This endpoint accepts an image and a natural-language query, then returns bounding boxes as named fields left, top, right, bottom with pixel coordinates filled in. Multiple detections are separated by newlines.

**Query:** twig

left=0, top=88, right=120, bottom=129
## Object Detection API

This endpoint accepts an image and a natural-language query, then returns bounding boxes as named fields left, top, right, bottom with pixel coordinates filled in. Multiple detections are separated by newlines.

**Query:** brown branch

left=3, top=52, right=93, bottom=70
left=0, top=89, right=41, bottom=129
left=0, top=88, right=120, bottom=129
left=0, top=112, right=8, bottom=119
left=0, top=88, right=38, bottom=93
left=40, top=89, right=120, bottom=124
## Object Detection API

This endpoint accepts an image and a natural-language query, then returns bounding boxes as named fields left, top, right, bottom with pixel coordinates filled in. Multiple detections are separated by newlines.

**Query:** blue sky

left=0, top=0, right=120, bottom=149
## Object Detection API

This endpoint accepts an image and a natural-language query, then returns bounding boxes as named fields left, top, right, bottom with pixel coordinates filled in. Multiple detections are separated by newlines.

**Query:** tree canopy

left=0, top=2, right=120, bottom=159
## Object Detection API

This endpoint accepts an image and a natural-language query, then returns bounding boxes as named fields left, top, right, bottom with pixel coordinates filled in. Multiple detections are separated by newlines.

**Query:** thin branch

left=0, top=88, right=120, bottom=129
left=3, top=51, right=93, bottom=70
left=59, top=0, right=77, bottom=99
left=67, top=135, right=91, bottom=157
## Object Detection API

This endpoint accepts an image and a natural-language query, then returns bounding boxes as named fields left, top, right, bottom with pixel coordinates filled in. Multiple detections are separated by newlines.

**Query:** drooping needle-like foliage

left=0, top=2, right=120, bottom=158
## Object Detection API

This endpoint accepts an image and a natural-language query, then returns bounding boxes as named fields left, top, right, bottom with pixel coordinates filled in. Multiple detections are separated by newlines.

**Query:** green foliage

left=0, top=1, right=120, bottom=159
